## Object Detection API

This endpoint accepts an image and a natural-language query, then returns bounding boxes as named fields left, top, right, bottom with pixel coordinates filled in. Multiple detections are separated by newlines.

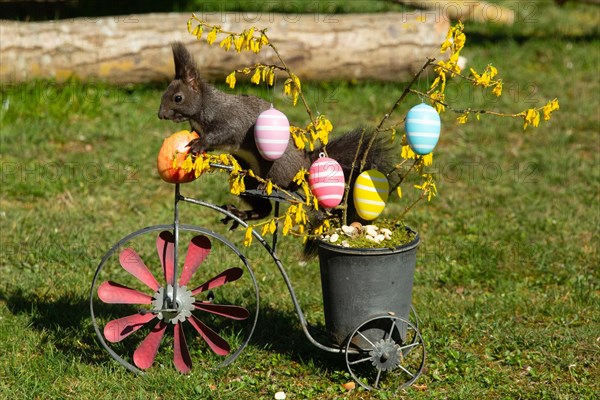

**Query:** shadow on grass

left=251, top=306, right=345, bottom=373
left=1, top=287, right=344, bottom=373
left=1, top=287, right=111, bottom=365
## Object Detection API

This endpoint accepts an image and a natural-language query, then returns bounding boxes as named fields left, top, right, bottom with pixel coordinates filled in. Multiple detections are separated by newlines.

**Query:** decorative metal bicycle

left=89, top=172, right=425, bottom=391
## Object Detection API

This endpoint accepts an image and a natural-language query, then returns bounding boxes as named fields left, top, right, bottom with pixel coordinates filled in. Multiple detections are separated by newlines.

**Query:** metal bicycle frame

left=173, top=183, right=344, bottom=354
left=89, top=174, right=425, bottom=387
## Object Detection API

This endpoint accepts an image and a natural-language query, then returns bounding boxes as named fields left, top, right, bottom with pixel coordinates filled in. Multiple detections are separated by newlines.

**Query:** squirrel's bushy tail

left=326, top=128, right=395, bottom=182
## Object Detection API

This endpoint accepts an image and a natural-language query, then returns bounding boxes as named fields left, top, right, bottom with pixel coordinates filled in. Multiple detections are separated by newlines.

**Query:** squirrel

left=158, top=42, right=393, bottom=225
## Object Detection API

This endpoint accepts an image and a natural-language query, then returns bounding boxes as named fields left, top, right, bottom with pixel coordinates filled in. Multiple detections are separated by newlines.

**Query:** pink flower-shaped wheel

left=97, top=231, right=250, bottom=373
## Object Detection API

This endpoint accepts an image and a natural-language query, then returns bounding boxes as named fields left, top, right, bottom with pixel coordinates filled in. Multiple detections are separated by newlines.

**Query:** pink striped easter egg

left=308, top=156, right=345, bottom=209
left=254, top=107, right=290, bottom=161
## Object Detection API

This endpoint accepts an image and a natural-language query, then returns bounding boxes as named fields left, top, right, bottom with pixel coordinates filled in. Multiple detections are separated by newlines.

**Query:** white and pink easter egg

left=405, top=103, right=441, bottom=156
left=308, top=156, right=345, bottom=209
left=254, top=107, right=290, bottom=161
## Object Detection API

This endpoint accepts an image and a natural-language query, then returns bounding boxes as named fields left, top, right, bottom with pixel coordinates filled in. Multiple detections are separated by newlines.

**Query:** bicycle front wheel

left=89, top=224, right=259, bottom=374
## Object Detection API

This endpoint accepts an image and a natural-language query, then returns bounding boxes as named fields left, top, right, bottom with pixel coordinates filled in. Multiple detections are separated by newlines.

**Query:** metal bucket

left=317, top=229, right=419, bottom=348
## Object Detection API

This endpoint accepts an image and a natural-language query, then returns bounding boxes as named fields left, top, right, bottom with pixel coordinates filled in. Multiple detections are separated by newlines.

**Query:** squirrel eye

left=174, top=94, right=183, bottom=103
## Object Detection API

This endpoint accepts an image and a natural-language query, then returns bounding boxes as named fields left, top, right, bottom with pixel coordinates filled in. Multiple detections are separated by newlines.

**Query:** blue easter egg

left=405, top=103, right=441, bottom=155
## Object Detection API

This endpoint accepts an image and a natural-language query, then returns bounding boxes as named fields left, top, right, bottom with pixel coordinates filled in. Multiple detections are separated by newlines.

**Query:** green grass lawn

left=1, top=1, right=598, bottom=399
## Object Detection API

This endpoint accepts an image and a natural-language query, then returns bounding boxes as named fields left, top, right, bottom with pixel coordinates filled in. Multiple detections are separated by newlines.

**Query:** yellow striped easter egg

left=353, top=169, right=389, bottom=221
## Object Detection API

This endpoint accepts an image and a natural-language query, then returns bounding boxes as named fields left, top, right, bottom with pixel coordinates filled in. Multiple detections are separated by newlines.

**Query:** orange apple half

left=157, top=130, right=200, bottom=183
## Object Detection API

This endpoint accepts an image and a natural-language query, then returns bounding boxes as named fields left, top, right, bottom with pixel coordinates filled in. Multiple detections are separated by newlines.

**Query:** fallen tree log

left=0, top=12, right=449, bottom=84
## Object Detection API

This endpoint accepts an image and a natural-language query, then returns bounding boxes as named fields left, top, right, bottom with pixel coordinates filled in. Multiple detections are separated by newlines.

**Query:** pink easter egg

left=254, top=107, right=290, bottom=161
left=309, top=156, right=345, bottom=208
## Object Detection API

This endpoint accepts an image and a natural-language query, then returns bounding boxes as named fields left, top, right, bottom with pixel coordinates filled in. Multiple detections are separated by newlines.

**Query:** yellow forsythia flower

left=193, top=156, right=206, bottom=178
left=261, top=66, right=268, bottom=82
left=206, top=27, right=219, bottom=45
left=265, top=180, right=273, bottom=195
left=282, top=213, right=293, bottom=235
left=267, top=68, right=275, bottom=86
left=295, top=203, right=306, bottom=224
left=542, top=98, right=560, bottom=121
left=423, top=153, right=433, bottom=166
left=441, top=21, right=465, bottom=54
left=291, top=129, right=306, bottom=150
left=269, top=219, right=277, bottom=234
left=284, top=74, right=301, bottom=106
left=234, top=35, right=244, bottom=52
left=492, top=81, right=503, bottom=97
left=430, top=92, right=446, bottom=113
left=261, top=222, right=270, bottom=237
left=302, top=183, right=311, bottom=205
left=245, top=28, right=255, bottom=47
left=317, top=116, right=333, bottom=145
left=414, top=174, right=438, bottom=201
left=430, top=75, right=441, bottom=92
left=454, top=31, right=466, bottom=51
left=470, top=68, right=490, bottom=86
left=243, top=226, right=253, bottom=247
left=312, top=195, right=319, bottom=210
left=471, top=65, right=499, bottom=89
left=251, top=68, right=261, bottom=85
left=523, top=108, right=541, bottom=130
left=225, top=71, right=236, bottom=89
left=283, top=78, right=291, bottom=96
left=401, top=144, right=417, bottom=160
left=487, top=65, right=498, bottom=79
left=229, top=174, right=245, bottom=195
left=427, top=182, right=438, bottom=201
left=396, top=186, right=402, bottom=198
left=449, top=53, right=462, bottom=75
left=313, top=221, right=324, bottom=237
left=192, top=25, right=203, bottom=39
left=220, top=35, right=233, bottom=51
left=219, top=153, right=231, bottom=165
left=457, top=113, right=469, bottom=124
left=307, top=116, right=332, bottom=149
left=181, top=154, right=194, bottom=172
left=250, top=39, right=261, bottom=54
left=229, top=156, right=242, bottom=173
left=292, top=168, right=307, bottom=185
left=437, top=56, right=460, bottom=79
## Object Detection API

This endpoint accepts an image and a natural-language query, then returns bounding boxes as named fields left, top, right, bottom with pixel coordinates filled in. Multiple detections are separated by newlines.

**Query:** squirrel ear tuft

left=172, top=42, right=201, bottom=91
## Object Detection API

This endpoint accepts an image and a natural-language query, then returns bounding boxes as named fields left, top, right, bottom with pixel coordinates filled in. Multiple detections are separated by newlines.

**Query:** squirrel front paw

left=187, top=137, right=207, bottom=155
